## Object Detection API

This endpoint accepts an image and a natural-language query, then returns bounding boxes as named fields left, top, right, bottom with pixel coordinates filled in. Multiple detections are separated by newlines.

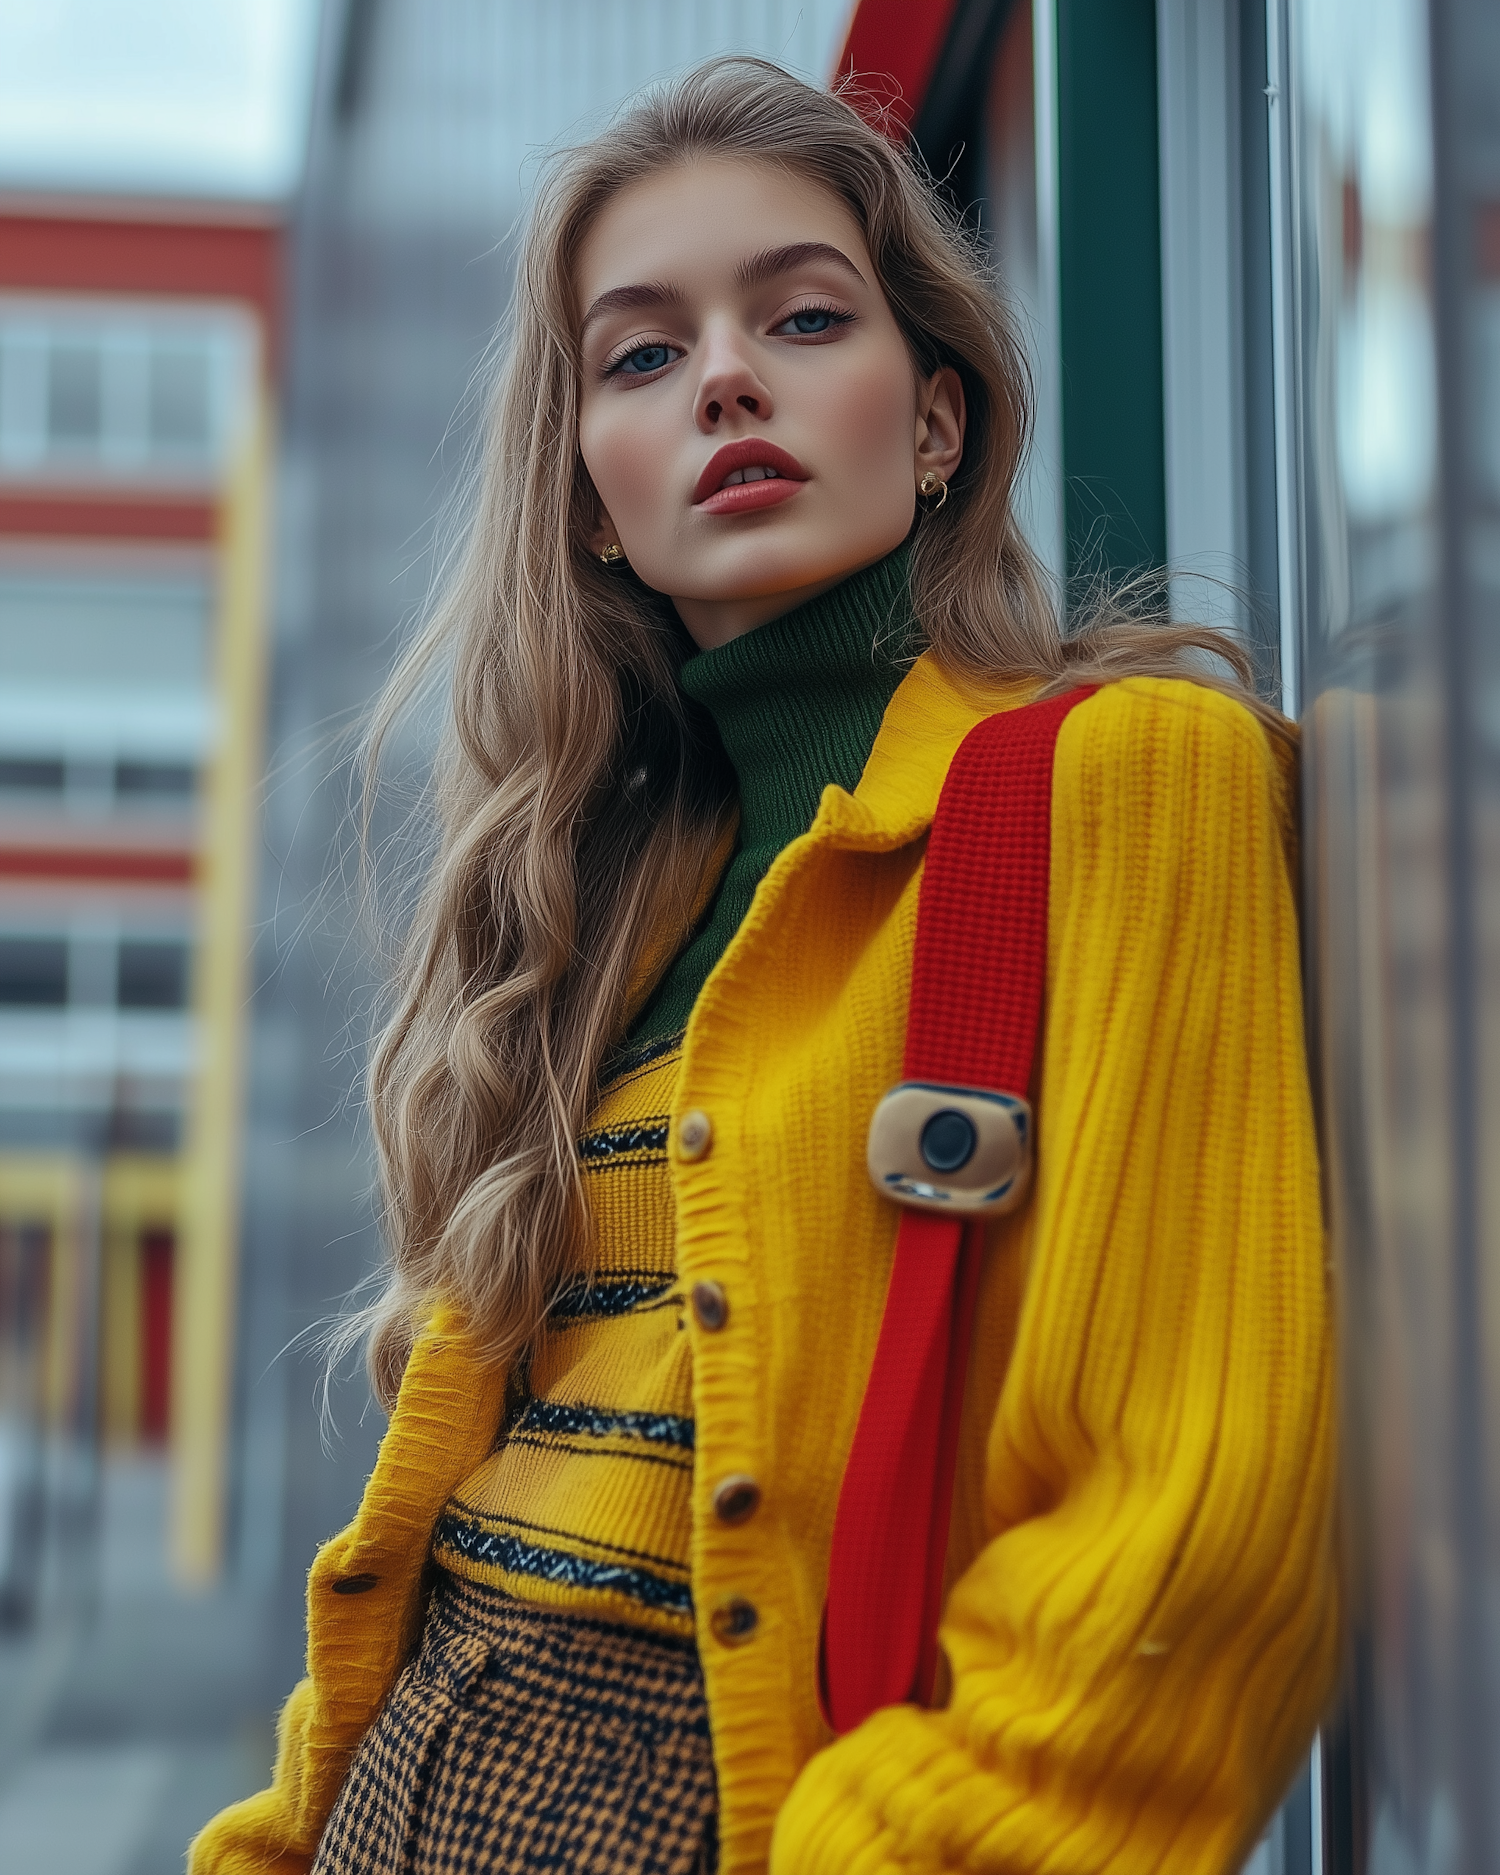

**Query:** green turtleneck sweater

left=633, top=548, right=915, bottom=1044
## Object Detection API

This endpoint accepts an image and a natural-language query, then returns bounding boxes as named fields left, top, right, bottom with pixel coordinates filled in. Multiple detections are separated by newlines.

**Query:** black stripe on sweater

left=434, top=1511, right=692, bottom=1614
left=599, top=1031, right=685, bottom=1088
left=517, top=1398, right=695, bottom=1451
left=548, top=1272, right=675, bottom=1322
left=578, top=1120, right=670, bottom=1162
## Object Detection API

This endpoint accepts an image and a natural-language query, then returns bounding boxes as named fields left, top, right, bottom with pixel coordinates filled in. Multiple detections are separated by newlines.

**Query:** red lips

left=692, top=439, right=809, bottom=516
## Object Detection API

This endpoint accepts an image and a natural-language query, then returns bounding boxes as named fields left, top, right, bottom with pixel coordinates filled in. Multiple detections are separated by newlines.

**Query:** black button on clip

left=867, top=1081, right=1033, bottom=1216
left=919, top=1108, right=977, bottom=1173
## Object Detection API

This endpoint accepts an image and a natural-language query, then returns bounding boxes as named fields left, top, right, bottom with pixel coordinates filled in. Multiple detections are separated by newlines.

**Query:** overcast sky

left=0, top=0, right=323, bottom=200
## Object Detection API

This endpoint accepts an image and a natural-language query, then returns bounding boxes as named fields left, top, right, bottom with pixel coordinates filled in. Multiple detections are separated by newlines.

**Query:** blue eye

left=774, top=305, right=852, bottom=338
left=616, top=343, right=676, bottom=375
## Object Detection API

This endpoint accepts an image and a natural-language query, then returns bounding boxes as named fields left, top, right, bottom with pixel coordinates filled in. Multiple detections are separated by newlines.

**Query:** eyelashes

left=605, top=340, right=682, bottom=378
left=600, top=300, right=857, bottom=380
left=771, top=300, right=855, bottom=338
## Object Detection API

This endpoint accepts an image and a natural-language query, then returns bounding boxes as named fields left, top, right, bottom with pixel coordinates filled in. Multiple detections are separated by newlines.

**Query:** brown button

left=691, top=1280, right=729, bottom=1331
left=331, top=1572, right=379, bottom=1595
left=709, top=1597, right=759, bottom=1645
left=677, top=1109, right=712, bottom=1161
left=712, top=1474, right=761, bottom=1525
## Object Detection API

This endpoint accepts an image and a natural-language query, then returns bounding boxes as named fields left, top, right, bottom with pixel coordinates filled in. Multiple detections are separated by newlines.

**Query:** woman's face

left=574, top=157, right=965, bottom=650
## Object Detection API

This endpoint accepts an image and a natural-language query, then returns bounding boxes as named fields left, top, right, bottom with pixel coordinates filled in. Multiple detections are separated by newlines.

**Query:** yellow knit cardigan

left=191, top=661, right=1338, bottom=1875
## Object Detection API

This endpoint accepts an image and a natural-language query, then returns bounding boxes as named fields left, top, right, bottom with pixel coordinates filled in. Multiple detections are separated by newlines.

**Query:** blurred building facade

left=0, top=206, right=280, bottom=1617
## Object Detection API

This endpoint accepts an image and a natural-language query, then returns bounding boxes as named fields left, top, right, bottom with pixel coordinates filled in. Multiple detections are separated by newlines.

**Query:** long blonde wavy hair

left=355, top=56, right=1278, bottom=1407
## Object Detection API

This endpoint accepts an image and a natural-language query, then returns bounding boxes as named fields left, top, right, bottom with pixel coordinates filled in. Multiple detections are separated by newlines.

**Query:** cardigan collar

left=622, top=650, right=1038, bottom=1020
left=828, top=649, right=1038, bottom=843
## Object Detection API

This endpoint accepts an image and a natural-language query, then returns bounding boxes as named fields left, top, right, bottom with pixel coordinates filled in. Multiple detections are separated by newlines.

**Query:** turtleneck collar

left=677, top=546, right=916, bottom=872
left=627, top=547, right=916, bottom=1048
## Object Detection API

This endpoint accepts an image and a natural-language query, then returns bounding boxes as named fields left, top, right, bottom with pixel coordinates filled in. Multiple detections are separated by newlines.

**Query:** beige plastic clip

left=866, top=1081, right=1032, bottom=1217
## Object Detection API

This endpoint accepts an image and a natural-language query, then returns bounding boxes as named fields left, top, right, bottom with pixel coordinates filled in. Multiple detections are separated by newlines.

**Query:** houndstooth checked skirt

left=312, top=1572, right=718, bottom=1875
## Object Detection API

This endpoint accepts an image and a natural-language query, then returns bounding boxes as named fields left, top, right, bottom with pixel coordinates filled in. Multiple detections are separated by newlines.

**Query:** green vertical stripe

left=1056, top=0, right=1167, bottom=583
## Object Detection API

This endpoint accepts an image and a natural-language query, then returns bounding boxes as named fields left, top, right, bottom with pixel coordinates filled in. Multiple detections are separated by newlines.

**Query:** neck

left=671, top=553, right=900, bottom=651
left=679, top=548, right=915, bottom=847
left=627, top=547, right=916, bottom=1046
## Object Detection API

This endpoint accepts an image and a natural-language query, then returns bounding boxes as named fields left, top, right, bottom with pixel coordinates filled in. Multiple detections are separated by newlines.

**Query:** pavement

left=0, top=1456, right=281, bottom=1875
left=0, top=1739, right=271, bottom=1875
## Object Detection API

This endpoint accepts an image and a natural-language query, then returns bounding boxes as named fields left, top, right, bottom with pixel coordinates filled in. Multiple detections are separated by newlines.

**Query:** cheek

left=810, top=347, right=917, bottom=494
left=579, top=405, right=629, bottom=522
left=580, top=397, right=671, bottom=530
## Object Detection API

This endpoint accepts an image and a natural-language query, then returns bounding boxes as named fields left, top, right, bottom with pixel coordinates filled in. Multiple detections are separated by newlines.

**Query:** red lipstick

left=693, top=440, right=808, bottom=516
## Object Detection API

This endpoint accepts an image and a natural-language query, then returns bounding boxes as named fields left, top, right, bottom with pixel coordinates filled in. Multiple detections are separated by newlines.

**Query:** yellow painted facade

left=0, top=379, right=273, bottom=1586
left=172, top=390, right=274, bottom=1583
left=0, top=1152, right=178, bottom=1438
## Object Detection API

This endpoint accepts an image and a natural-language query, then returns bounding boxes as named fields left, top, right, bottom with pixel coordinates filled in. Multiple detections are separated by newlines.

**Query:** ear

left=589, top=503, right=624, bottom=559
left=913, top=366, right=965, bottom=486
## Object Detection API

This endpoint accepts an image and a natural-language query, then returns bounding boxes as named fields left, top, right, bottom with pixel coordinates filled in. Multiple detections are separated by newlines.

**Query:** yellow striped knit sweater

left=434, top=1035, right=699, bottom=1635
left=192, top=659, right=1338, bottom=1875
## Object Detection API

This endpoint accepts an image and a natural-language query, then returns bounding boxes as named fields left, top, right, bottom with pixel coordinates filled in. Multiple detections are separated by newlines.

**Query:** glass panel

left=1286, top=0, right=1500, bottom=1861
left=0, top=301, right=252, bottom=484
left=0, top=939, right=68, bottom=1008
left=0, top=757, right=66, bottom=794
left=147, top=343, right=212, bottom=454
left=0, top=573, right=211, bottom=689
left=0, top=1220, right=51, bottom=1628
left=982, top=0, right=1064, bottom=579
left=114, top=759, right=197, bottom=802
left=116, top=940, right=190, bottom=1012
left=45, top=340, right=102, bottom=448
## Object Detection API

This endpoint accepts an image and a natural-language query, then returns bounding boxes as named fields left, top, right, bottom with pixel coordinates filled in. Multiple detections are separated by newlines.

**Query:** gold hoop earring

left=918, top=471, right=949, bottom=511
left=599, top=542, right=627, bottom=566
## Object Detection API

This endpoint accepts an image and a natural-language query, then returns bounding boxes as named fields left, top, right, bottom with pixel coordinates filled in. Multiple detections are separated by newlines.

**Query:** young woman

left=194, top=57, right=1337, bottom=1875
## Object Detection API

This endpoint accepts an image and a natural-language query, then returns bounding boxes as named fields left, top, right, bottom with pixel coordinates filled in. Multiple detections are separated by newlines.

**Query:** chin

left=690, top=536, right=900, bottom=604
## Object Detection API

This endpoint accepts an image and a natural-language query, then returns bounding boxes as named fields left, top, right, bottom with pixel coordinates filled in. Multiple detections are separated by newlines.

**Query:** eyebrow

left=734, top=241, right=867, bottom=290
left=580, top=279, right=688, bottom=336
left=580, top=241, right=866, bottom=338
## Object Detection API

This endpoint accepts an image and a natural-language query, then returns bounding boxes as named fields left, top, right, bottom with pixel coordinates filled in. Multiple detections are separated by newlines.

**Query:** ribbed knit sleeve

left=770, top=678, right=1338, bottom=1875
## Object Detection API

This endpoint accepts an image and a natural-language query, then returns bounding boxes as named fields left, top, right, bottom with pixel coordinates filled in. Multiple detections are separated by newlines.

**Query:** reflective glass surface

left=1289, top=0, right=1500, bottom=1864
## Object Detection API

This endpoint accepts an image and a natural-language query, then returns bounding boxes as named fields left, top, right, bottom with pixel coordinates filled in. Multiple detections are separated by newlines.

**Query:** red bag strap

left=821, top=686, right=1096, bottom=1736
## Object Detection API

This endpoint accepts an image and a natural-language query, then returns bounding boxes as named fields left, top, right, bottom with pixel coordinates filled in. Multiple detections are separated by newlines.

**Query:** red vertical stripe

left=833, top=0, right=960, bottom=135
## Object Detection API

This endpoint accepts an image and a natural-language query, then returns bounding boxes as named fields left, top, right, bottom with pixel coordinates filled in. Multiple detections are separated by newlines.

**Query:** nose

left=694, top=323, right=774, bottom=432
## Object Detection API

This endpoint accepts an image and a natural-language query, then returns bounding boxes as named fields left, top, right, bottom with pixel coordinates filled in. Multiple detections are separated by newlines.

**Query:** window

left=0, top=572, right=212, bottom=694
left=0, top=299, right=254, bottom=486
left=148, top=346, right=211, bottom=453
left=117, top=940, right=189, bottom=1011
left=0, top=939, right=67, bottom=1007
left=115, top=760, right=196, bottom=802
left=0, top=757, right=65, bottom=794
left=47, top=342, right=103, bottom=447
